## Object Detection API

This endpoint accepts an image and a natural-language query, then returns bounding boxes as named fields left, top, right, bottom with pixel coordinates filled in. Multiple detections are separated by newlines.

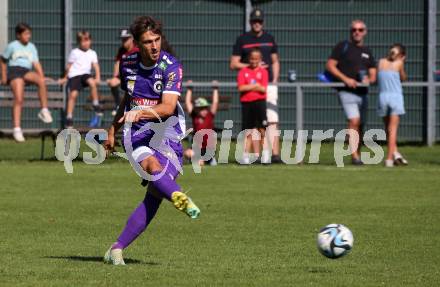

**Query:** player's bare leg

left=10, top=78, right=25, bottom=142
left=24, top=71, right=53, bottom=123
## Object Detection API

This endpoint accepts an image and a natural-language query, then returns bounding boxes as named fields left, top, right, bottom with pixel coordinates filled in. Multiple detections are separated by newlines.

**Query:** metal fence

left=1, top=0, right=439, bottom=144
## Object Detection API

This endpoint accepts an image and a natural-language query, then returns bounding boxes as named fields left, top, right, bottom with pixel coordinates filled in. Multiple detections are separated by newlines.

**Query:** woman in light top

left=0, top=23, right=53, bottom=142
left=377, top=44, right=408, bottom=167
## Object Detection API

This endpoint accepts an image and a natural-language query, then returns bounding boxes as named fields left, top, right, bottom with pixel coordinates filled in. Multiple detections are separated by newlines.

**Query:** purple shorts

left=122, top=134, right=183, bottom=181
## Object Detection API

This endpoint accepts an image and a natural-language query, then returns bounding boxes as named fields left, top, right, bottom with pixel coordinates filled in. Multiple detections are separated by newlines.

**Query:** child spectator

left=237, top=48, right=268, bottom=164
left=377, top=43, right=408, bottom=167
left=58, top=30, right=101, bottom=128
left=0, top=22, right=53, bottom=142
left=184, top=80, right=219, bottom=166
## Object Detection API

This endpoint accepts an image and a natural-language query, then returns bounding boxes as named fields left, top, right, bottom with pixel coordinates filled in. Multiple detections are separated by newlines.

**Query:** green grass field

left=0, top=138, right=439, bottom=286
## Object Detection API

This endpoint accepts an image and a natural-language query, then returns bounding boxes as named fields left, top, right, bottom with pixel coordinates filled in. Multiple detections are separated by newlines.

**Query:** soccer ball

left=317, top=223, right=354, bottom=259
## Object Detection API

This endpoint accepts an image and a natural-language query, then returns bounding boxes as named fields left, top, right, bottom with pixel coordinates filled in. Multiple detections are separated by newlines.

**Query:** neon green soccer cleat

left=171, top=191, right=200, bottom=219
left=104, top=247, right=126, bottom=266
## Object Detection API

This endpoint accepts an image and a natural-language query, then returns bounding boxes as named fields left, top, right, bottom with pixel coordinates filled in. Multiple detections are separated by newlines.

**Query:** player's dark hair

left=387, top=43, right=406, bottom=61
left=161, top=35, right=175, bottom=56
left=15, top=22, right=32, bottom=36
left=76, top=30, right=91, bottom=44
left=130, top=16, right=163, bottom=42
left=248, top=47, right=262, bottom=59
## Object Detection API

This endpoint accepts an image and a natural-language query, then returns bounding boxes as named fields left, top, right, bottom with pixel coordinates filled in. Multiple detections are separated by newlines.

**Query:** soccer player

left=184, top=80, right=219, bottom=166
left=0, top=22, right=53, bottom=142
left=106, top=29, right=138, bottom=116
left=377, top=44, right=408, bottom=167
left=103, top=16, right=200, bottom=266
left=58, top=30, right=102, bottom=128
left=237, top=48, right=268, bottom=164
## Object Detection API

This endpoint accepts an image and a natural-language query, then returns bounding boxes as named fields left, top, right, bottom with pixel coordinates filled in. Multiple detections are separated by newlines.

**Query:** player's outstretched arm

left=118, top=93, right=178, bottom=123
left=104, top=93, right=128, bottom=154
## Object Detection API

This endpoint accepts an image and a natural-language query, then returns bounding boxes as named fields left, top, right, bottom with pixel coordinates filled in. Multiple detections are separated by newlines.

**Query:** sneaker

left=65, top=118, right=74, bottom=129
left=38, top=109, right=53, bottom=124
left=171, top=191, right=200, bottom=219
left=104, top=247, right=125, bottom=266
left=351, top=158, right=364, bottom=165
left=209, top=157, right=217, bottom=166
left=385, top=159, right=394, bottom=167
left=13, top=128, right=25, bottom=142
left=393, top=152, right=408, bottom=165
left=89, top=113, right=103, bottom=128
left=261, top=150, right=271, bottom=164
left=271, top=155, right=282, bottom=164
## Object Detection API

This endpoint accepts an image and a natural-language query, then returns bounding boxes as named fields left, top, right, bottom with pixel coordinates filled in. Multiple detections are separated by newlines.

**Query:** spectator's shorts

left=7, top=66, right=31, bottom=83
left=338, top=91, right=368, bottom=121
left=241, top=100, right=267, bottom=130
left=68, top=74, right=92, bottom=92
left=377, top=92, right=405, bottom=117
left=266, top=84, right=279, bottom=123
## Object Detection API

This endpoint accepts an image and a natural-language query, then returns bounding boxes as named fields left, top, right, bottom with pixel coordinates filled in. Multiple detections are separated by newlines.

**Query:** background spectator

left=326, top=19, right=376, bottom=165
left=184, top=80, right=219, bottom=166
left=230, top=8, right=281, bottom=163
left=237, top=48, right=268, bottom=164
left=58, top=30, right=101, bottom=128
left=0, top=22, right=53, bottom=142
left=106, top=29, right=138, bottom=116
left=377, top=44, right=408, bottom=167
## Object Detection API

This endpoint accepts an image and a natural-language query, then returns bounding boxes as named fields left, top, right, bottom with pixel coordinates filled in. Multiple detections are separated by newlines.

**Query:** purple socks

left=149, top=170, right=181, bottom=201
left=112, top=171, right=182, bottom=250
left=113, top=192, right=162, bottom=250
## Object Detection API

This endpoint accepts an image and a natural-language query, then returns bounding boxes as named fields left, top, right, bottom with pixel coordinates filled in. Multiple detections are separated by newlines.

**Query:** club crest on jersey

left=127, top=80, right=135, bottom=94
left=153, top=80, right=163, bottom=93
left=159, top=61, right=168, bottom=70
left=168, top=72, right=176, bottom=82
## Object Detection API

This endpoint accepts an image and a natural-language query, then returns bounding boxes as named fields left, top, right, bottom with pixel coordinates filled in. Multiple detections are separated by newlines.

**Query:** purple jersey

left=119, top=50, right=185, bottom=145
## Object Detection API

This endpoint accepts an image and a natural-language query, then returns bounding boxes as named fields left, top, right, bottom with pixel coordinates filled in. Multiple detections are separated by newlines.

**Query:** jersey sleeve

left=30, top=43, right=39, bottom=62
left=329, top=41, right=345, bottom=61
left=67, top=50, right=76, bottom=64
left=232, top=36, right=242, bottom=56
left=367, top=50, right=376, bottom=69
left=237, top=69, right=246, bottom=86
left=163, top=63, right=183, bottom=96
left=261, top=68, right=269, bottom=87
left=270, top=35, right=278, bottom=54
left=91, top=50, right=98, bottom=64
left=119, top=61, right=127, bottom=91
left=1, top=43, right=12, bottom=60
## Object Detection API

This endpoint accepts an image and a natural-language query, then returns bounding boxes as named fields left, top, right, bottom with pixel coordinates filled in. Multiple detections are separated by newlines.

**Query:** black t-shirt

left=232, top=31, right=278, bottom=81
left=329, top=40, right=376, bottom=94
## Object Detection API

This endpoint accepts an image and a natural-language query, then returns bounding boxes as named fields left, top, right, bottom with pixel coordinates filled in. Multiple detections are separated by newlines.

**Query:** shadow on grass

left=43, top=256, right=159, bottom=265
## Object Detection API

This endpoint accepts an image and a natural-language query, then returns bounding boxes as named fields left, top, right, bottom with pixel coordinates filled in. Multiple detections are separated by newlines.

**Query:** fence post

left=0, top=0, right=8, bottom=53
left=427, top=0, right=437, bottom=146
left=245, top=0, right=252, bottom=32
left=296, top=85, right=304, bottom=133
left=62, top=0, right=73, bottom=127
